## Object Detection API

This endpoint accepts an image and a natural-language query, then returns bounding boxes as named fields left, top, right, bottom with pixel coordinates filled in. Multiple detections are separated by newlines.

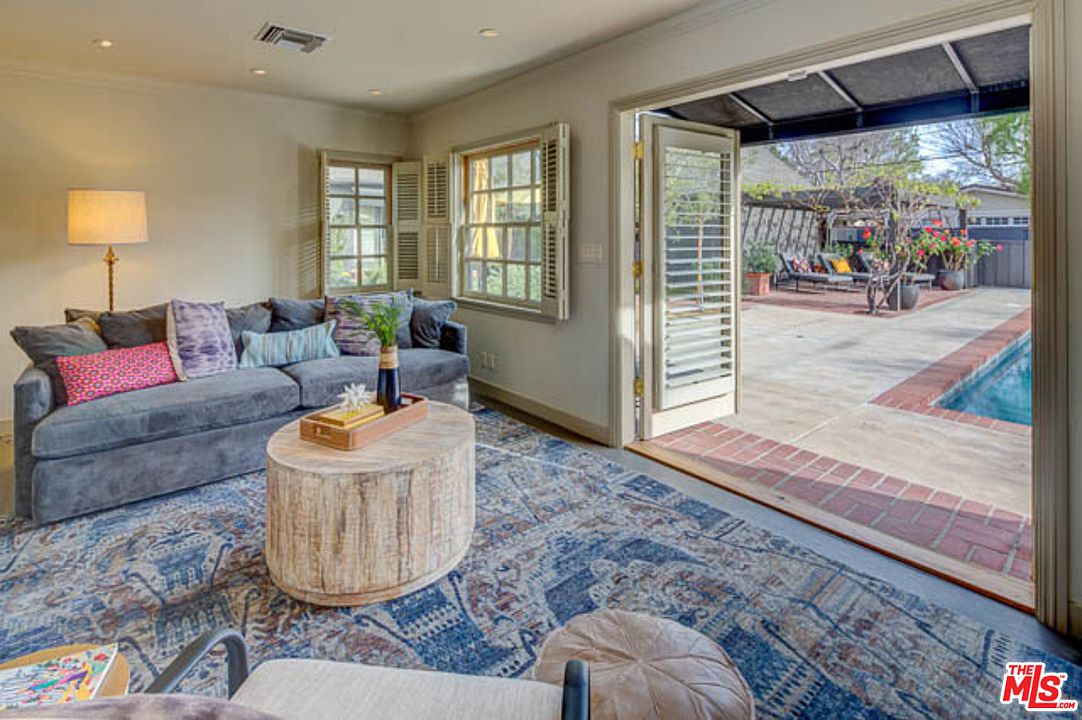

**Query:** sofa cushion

left=99, top=304, right=169, bottom=348
left=227, top=303, right=273, bottom=356
left=269, top=298, right=324, bottom=332
left=10, top=318, right=108, bottom=406
left=281, top=349, right=469, bottom=407
left=33, top=368, right=299, bottom=459
left=167, top=300, right=237, bottom=380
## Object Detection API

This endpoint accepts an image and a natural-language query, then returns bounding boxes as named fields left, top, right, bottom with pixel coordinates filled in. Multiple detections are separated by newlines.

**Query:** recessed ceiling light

left=368, top=89, right=383, bottom=96
left=478, top=28, right=499, bottom=38
left=92, top=39, right=114, bottom=49
left=249, top=68, right=268, bottom=76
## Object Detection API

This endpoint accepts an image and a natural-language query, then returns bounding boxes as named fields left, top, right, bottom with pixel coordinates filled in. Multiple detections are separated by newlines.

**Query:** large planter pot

left=745, top=272, right=771, bottom=296
left=938, top=269, right=965, bottom=291
left=376, top=345, right=402, bottom=411
left=899, top=283, right=920, bottom=310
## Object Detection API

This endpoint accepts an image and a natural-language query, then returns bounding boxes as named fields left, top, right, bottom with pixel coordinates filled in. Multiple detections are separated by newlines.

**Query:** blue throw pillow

left=410, top=298, right=456, bottom=348
left=238, top=320, right=340, bottom=368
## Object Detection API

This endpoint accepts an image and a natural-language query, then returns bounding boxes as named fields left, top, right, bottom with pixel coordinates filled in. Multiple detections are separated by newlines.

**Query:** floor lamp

left=67, top=189, right=148, bottom=312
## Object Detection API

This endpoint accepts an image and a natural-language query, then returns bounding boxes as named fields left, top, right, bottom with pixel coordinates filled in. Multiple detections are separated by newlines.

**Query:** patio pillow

left=56, top=341, right=178, bottom=406
left=166, top=299, right=237, bottom=380
left=10, top=317, right=108, bottom=405
left=791, top=258, right=812, bottom=274
left=830, top=257, right=853, bottom=274
left=239, top=320, right=340, bottom=368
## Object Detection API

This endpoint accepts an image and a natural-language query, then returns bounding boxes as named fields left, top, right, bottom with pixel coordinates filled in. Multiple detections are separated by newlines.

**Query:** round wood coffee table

left=0, top=644, right=130, bottom=698
left=265, top=401, right=475, bottom=606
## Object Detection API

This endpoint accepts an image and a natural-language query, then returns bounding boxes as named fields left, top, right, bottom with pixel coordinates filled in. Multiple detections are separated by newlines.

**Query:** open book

left=0, top=644, right=118, bottom=708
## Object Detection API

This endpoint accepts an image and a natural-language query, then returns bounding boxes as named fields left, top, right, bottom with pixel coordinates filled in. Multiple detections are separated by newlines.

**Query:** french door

left=637, top=116, right=740, bottom=439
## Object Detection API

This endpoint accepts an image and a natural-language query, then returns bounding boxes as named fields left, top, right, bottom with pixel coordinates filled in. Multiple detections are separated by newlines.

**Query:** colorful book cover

left=0, top=644, right=117, bottom=708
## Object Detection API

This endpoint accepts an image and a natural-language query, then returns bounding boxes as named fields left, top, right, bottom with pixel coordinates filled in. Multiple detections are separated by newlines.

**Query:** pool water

left=940, top=337, right=1032, bottom=426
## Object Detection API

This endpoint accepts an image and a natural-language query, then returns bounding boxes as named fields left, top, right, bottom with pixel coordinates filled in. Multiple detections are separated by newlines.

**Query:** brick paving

left=871, top=308, right=1032, bottom=436
left=651, top=421, right=1032, bottom=583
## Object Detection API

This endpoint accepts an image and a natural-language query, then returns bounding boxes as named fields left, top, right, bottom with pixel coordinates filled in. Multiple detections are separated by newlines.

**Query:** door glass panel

left=657, top=142, right=733, bottom=409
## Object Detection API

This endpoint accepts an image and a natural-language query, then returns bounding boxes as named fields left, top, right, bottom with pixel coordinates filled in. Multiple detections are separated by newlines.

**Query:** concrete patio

left=736, top=286, right=1031, bottom=512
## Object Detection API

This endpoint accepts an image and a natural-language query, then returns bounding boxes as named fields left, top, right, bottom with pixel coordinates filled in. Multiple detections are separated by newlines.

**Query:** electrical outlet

left=477, top=351, right=495, bottom=370
left=487, top=352, right=496, bottom=370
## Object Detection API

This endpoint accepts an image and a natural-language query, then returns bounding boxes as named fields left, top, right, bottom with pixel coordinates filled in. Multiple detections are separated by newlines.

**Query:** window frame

left=455, top=139, right=545, bottom=313
left=321, top=153, right=395, bottom=295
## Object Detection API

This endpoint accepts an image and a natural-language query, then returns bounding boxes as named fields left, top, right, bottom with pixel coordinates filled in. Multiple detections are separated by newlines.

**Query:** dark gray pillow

left=10, top=318, right=107, bottom=405
left=0, top=694, right=283, bottom=719
left=226, top=303, right=272, bottom=356
left=410, top=297, right=456, bottom=349
left=98, top=304, right=168, bottom=348
left=268, top=298, right=324, bottom=333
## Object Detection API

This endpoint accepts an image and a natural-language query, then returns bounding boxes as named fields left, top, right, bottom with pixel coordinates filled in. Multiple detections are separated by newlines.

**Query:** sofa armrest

left=13, top=366, right=53, bottom=517
left=440, top=321, right=467, bottom=355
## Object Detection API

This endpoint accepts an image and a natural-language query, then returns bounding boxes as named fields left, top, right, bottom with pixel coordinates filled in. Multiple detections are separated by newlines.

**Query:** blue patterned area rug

left=1, top=408, right=1077, bottom=718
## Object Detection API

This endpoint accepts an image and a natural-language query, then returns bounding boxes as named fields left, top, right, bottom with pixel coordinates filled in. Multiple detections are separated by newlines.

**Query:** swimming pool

left=939, top=336, right=1032, bottom=426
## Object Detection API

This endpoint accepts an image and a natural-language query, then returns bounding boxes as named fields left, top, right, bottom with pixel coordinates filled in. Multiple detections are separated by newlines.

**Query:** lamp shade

left=68, top=190, right=148, bottom=246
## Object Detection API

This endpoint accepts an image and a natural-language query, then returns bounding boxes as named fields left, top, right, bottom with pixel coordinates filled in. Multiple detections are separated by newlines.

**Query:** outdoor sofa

left=778, top=254, right=855, bottom=292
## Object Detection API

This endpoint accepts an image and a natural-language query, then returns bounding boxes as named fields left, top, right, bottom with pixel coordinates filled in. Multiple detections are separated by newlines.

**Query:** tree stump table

left=265, top=401, right=475, bottom=606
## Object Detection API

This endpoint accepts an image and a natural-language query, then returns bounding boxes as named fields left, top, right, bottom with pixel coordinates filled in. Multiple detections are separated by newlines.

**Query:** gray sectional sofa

left=12, top=300, right=469, bottom=525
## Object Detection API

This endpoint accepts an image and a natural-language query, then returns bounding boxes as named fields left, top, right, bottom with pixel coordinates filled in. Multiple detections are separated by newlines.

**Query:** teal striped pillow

left=238, top=320, right=340, bottom=368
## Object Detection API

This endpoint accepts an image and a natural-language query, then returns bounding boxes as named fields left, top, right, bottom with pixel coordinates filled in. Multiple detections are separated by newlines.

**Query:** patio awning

left=665, top=25, right=1029, bottom=145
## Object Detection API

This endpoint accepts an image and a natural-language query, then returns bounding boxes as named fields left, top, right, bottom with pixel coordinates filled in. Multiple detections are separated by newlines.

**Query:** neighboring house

left=740, top=145, right=810, bottom=188
left=962, top=184, right=1031, bottom=227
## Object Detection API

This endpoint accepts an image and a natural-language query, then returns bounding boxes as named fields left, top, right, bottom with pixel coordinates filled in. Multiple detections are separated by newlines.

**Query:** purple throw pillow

left=167, top=299, right=237, bottom=379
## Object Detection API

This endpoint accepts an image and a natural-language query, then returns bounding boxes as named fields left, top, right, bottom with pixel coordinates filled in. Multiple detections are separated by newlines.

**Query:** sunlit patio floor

left=632, top=286, right=1034, bottom=606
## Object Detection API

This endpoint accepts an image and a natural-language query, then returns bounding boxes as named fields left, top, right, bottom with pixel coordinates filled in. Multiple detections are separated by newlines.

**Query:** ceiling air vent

left=255, top=22, right=329, bottom=53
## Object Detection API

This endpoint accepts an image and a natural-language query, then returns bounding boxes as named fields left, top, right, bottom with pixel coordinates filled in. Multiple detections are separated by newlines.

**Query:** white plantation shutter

left=539, top=122, right=570, bottom=320
left=424, top=224, right=450, bottom=284
left=318, top=152, right=332, bottom=292
left=393, top=161, right=422, bottom=285
left=423, top=156, right=450, bottom=223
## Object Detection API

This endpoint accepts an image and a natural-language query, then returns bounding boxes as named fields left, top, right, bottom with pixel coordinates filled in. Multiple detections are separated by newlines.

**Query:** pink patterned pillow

left=56, top=341, right=178, bottom=405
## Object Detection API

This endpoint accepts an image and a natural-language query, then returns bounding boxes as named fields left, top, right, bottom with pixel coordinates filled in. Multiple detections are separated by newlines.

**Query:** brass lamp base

left=103, top=245, right=118, bottom=312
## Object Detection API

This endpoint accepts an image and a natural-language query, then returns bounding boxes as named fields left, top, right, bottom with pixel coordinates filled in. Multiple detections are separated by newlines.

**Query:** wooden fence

left=740, top=205, right=819, bottom=258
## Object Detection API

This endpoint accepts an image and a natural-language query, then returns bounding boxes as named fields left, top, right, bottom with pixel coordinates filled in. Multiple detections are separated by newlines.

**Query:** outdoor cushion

left=32, top=368, right=299, bottom=459
left=231, top=659, right=562, bottom=720
left=281, top=349, right=469, bottom=407
left=830, top=257, right=853, bottom=273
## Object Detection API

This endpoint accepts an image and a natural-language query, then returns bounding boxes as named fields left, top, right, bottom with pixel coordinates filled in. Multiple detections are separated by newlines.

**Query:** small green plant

left=340, top=299, right=401, bottom=348
left=743, top=243, right=780, bottom=274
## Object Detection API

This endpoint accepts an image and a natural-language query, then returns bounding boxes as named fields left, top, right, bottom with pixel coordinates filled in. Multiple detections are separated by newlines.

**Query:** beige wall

left=0, top=67, right=409, bottom=417
left=409, top=0, right=980, bottom=431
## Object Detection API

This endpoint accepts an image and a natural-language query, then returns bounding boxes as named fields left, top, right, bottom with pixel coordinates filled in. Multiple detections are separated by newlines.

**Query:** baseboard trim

left=469, top=377, right=610, bottom=444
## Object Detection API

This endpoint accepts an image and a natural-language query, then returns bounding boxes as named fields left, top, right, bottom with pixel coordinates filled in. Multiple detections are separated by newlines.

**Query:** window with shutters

left=451, top=123, right=569, bottom=320
left=460, top=141, right=545, bottom=308
left=323, top=161, right=392, bottom=292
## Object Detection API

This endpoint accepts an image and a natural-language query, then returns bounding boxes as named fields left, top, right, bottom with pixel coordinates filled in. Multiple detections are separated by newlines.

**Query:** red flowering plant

left=920, top=220, right=1000, bottom=271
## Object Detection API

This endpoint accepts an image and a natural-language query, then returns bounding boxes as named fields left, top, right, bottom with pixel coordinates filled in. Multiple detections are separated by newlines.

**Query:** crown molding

left=0, top=56, right=406, bottom=122
left=410, top=0, right=773, bottom=123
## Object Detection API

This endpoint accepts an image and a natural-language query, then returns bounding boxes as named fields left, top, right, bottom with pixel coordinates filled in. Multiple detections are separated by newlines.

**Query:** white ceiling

left=0, top=0, right=710, bottom=113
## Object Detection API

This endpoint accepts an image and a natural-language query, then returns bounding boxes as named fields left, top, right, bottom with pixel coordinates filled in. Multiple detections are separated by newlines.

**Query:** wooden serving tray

left=300, top=394, right=429, bottom=451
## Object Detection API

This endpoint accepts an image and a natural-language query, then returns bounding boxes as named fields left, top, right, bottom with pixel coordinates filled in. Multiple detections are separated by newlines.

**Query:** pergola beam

left=942, top=41, right=979, bottom=99
left=818, top=70, right=862, bottom=111
left=728, top=93, right=773, bottom=127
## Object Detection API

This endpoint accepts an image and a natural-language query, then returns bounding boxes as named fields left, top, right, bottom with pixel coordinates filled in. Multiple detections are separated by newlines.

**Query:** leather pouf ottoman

left=532, top=609, right=755, bottom=720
